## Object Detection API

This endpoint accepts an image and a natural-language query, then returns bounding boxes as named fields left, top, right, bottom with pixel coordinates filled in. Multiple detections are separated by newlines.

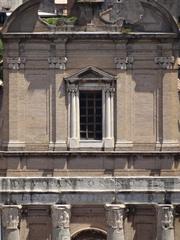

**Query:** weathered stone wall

left=1, top=35, right=179, bottom=151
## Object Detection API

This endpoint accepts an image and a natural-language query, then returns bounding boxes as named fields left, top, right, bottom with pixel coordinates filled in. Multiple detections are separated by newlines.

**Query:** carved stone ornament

left=51, top=205, right=71, bottom=229
left=67, top=84, right=78, bottom=94
left=154, top=56, right=175, bottom=69
left=2, top=206, right=21, bottom=229
left=6, top=57, right=26, bottom=70
left=114, top=57, right=134, bottom=70
left=160, top=206, right=174, bottom=230
left=48, top=57, right=68, bottom=70
left=106, top=204, right=125, bottom=230
left=99, top=0, right=144, bottom=25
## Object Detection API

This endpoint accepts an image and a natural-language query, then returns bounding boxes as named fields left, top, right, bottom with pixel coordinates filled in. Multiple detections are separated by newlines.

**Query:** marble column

left=51, top=205, right=71, bottom=240
left=105, top=204, right=125, bottom=240
left=2, top=206, right=21, bottom=240
left=156, top=205, right=174, bottom=240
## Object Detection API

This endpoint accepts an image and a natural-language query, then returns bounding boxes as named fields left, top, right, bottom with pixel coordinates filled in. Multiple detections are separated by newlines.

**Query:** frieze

left=0, top=177, right=180, bottom=193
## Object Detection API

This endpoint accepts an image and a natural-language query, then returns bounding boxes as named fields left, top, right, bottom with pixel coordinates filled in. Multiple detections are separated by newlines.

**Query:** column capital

left=105, top=204, right=125, bottom=230
left=154, top=56, right=175, bottom=69
left=51, top=205, right=71, bottom=229
left=2, top=205, right=22, bottom=229
left=114, top=56, right=134, bottom=70
left=6, top=57, right=26, bottom=70
left=156, top=204, right=174, bottom=230
left=48, top=57, right=68, bottom=70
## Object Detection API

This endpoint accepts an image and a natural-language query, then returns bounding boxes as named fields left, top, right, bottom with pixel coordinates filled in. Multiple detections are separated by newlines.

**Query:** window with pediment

left=65, top=66, right=115, bottom=150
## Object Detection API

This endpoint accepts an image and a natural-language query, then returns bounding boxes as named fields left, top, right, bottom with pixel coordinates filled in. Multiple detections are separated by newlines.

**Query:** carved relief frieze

left=48, top=57, right=68, bottom=70
left=2, top=206, right=21, bottom=229
left=154, top=56, right=175, bottom=69
left=114, top=56, right=134, bottom=70
left=6, top=57, right=26, bottom=70
left=51, top=205, right=71, bottom=229
left=106, top=204, right=125, bottom=230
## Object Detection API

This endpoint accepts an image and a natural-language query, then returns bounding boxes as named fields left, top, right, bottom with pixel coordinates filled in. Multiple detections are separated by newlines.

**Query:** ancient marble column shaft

left=156, top=205, right=174, bottom=240
left=2, top=206, right=21, bottom=240
left=106, top=204, right=125, bottom=240
left=51, top=205, right=71, bottom=240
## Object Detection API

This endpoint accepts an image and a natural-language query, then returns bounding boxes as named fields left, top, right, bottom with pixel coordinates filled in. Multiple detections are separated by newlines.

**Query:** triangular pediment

left=64, top=66, right=114, bottom=83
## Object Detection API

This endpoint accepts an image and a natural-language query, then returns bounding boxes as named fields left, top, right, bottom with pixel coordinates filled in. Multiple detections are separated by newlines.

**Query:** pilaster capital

left=154, top=56, right=175, bottom=69
left=48, top=57, right=68, bottom=70
left=105, top=204, right=125, bottom=230
left=156, top=204, right=174, bottom=230
left=6, top=57, right=26, bottom=70
left=114, top=56, right=134, bottom=70
left=67, top=84, right=78, bottom=94
left=2, top=205, right=22, bottom=229
left=51, top=205, right=71, bottom=229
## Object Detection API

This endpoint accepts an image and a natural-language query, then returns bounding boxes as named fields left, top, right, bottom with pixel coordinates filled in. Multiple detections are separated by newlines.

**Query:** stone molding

left=6, top=57, right=26, bottom=70
left=114, top=56, right=134, bottom=70
left=48, top=57, right=67, bottom=69
left=154, top=56, right=175, bottom=69
left=2, top=206, right=21, bottom=229
left=105, top=204, right=125, bottom=230
left=51, top=205, right=71, bottom=229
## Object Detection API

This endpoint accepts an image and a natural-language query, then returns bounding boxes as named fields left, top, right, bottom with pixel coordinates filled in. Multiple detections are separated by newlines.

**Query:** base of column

left=68, top=138, right=79, bottom=149
left=104, top=138, right=114, bottom=150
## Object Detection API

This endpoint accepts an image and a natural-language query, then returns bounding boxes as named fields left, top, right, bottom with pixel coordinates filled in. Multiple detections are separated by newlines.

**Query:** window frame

left=65, top=66, right=115, bottom=150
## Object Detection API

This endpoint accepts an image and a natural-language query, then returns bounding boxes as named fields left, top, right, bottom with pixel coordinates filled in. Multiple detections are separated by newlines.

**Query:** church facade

left=0, top=0, right=180, bottom=239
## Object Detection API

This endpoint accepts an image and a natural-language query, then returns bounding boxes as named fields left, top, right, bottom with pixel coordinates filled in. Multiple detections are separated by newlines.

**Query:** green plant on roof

left=42, top=16, right=77, bottom=26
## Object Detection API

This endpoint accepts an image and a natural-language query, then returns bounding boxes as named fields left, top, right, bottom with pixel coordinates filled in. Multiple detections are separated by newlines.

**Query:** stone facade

left=0, top=0, right=180, bottom=239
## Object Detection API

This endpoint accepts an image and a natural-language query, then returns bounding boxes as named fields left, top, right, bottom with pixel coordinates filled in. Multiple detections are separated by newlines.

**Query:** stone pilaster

left=2, top=206, right=21, bottom=240
left=104, top=86, right=115, bottom=149
left=156, top=205, right=174, bottom=240
left=105, top=204, right=125, bottom=240
left=67, top=84, right=79, bottom=149
left=51, top=205, right=71, bottom=240
left=48, top=57, right=68, bottom=70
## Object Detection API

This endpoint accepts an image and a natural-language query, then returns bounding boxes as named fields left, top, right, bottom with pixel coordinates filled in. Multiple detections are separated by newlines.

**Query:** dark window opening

left=80, top=91, right=102, bottom=140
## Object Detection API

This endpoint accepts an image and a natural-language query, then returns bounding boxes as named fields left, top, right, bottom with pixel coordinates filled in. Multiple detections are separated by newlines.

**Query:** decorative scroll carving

left=48, top=57, right=68, bottom=70
left=114, top=57, right=134, bottom=70
left=154, top=56, right=175, bottom=69
left=6, top=57, right=26, bottom=70
left=2, top=206, right=21, bottom=229
left=106, top=204, right=125, bottom=230
left=51, top=205, right=71, bottom=229
left=160, top=205, right=174, bottom=230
